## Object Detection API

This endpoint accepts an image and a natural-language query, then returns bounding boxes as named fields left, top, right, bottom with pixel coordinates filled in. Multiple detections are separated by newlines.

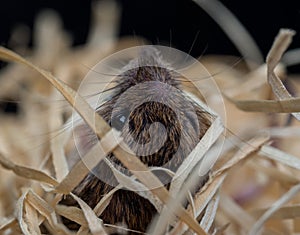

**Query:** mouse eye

left=111, top=109, right=130, bottom=131
left=119, top=115, right=126, bottom=123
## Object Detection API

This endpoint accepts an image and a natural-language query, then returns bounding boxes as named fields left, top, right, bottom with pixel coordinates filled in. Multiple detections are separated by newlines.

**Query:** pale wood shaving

left=200, top=192, right=220, bottom=232
left=219, top=193, right=257, bottom=232
left=213, top=134, right=270, bottom=177
left=0, top=217, right=17, bottom=232
left=0, top=151, right=58, bottom=186
left=224, top=93, right=300, bottom=113
left=251, top=204, right=300, bottom=220
left=70, top=193, right=107, bottom=235
left=55, top=128, right=123, bottom=194
left=249, top=183, right=300, bottom=235
left=266, top=29, right=300, bottom=120
left=259, top=146, right=300, bottom=171
left=55, top=205, right=87, bottom=227
left=49, top=90, right=70, bottom=181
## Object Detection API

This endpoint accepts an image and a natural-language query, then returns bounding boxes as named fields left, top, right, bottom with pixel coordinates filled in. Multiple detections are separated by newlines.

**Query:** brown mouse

left=59, top=46, right=211, bottom=234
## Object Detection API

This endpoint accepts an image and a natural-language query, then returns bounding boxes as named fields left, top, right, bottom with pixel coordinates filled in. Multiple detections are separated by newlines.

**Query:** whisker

left=80, top=63, right=121, bottom=77
left=169, top=29, right=172, bottom=48
left=176, top=57, right=243, bottom=83
left=197, top=43, right=209, bottom=61
left=156, top=36, right=160, bottom=45
left=83, top=83, right=123, bottom=99
left=187, top=30, right=201, bottom=56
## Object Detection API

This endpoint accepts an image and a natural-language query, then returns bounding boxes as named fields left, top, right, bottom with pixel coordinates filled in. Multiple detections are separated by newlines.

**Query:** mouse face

left=60, top=46, right=211, bottom=234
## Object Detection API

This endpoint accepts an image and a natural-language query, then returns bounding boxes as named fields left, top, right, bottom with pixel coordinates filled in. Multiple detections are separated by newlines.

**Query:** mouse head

left=96, top=49, right=211, bottom=171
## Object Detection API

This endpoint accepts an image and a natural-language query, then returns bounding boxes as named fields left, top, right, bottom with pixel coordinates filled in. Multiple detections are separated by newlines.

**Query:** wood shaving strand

left=249, top=183, right=300, bottom=235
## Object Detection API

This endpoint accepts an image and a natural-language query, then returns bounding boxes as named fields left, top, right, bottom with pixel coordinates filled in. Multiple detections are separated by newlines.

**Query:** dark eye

left=111, top=108, right=130, bottom=131
left=0, top=98, right=19, bottom=115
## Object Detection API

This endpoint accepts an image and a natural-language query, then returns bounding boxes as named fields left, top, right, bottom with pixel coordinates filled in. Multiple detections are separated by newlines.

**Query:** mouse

left=59, top=46, right=211, bottom=234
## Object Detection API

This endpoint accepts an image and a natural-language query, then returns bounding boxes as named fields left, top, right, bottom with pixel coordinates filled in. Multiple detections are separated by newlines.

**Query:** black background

left=0, top=0, right=300, bottom=71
